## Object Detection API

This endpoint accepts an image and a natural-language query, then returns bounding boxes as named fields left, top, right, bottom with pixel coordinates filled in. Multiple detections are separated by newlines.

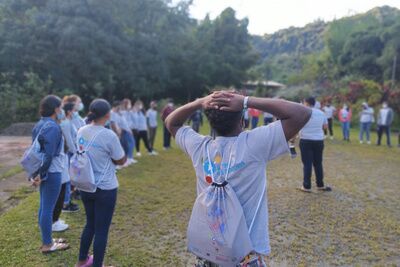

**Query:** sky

left=188, top=0, right=400, bottom=35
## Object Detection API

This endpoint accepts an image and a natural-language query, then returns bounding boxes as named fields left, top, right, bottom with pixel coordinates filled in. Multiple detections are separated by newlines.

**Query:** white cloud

left=189, top=0, right=400, bottom=35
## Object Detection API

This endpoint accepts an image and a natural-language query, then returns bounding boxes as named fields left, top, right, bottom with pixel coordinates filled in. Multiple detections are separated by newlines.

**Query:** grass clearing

left=0, top=165, right=23, bottom=180
left=0, top=124, right=399, bottom=266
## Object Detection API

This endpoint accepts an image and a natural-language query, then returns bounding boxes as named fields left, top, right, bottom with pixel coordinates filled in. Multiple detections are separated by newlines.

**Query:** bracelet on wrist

left=243, top=96, right=249, bottom=110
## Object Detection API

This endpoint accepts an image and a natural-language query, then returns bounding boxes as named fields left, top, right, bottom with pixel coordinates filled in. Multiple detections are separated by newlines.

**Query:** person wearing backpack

left=165, top=91, right=311, bottom=267
left=75, top=99, right=126, bottom=267
left=30, top=95, right=70, bottom=253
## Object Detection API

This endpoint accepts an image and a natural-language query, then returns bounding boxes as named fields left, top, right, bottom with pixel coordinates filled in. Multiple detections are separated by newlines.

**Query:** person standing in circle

left=134, top=100, right=158, bottom=156
left=299, top=97, right=331, bottom=193
left=339, top=104, right=352, bottom=141
left=161, top=100, right=175, bottom=150
left=359, top=102, right=374, bottom=144
left=376, top=101, right=394, bottom=147
left=146, top=101, right=158, bottom=150
left=31, top=95, right=70, bottom=253
left=75, top=99, right=126, bottom=267
left=322, top=102, right=336, bottom=139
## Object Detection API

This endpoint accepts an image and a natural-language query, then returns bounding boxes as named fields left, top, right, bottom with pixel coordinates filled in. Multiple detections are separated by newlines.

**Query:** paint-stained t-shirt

left=176, top=121, right=289, bottom=255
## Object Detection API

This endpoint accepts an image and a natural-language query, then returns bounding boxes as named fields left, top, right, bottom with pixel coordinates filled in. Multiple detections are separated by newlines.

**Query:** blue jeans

left=251, top=117, right=259, bottom=129
left=359, top=122, right=371, bottom=142
left=39, top=172, right=62, bottom=245
left=341, top=121, right=350, bottom=140
left=79, top=188, right=117, bottom=267
left=120, top=130, right=134, bottom=159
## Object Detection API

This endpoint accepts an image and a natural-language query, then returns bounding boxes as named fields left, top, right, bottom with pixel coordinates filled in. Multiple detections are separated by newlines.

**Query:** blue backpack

left=20, top=122, right=51, bottom=179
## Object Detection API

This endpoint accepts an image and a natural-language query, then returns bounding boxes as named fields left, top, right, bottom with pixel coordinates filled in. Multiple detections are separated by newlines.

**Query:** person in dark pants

left=299, top=97, right=331, bottom=192
left=188, top=109, right=203, bottom=133
left=161, top=100, right=175, bottom=149
left=75, top=99, right=127, bottom=267
left=376, top=102, right=394, bottom=147
left=322, top=102, right=336, bottom=139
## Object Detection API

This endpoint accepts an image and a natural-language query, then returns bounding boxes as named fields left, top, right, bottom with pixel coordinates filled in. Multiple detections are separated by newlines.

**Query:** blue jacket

left=32, top=117, right=63, bottom=180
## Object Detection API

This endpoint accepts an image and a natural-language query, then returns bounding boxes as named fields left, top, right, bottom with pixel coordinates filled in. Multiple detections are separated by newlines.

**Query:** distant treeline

left=0, top=0, right=257, bottom=128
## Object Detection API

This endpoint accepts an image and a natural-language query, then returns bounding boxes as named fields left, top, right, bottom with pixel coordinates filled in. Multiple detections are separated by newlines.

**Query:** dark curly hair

left=204, top=109, right=243, bottom=136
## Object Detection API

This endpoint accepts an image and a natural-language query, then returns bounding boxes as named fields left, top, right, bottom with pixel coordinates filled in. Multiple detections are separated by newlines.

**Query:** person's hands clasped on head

left=165, top=91, right=311, bottom=267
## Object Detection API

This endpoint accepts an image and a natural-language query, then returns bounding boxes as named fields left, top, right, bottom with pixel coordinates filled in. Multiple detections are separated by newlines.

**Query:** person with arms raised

left=165, top=91, right=311, bottom=267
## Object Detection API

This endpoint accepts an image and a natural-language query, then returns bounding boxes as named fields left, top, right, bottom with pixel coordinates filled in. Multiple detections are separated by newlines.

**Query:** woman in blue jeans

left=75, top=99, right=126, bottom=267
left=31, top=95, right=70, bottom=253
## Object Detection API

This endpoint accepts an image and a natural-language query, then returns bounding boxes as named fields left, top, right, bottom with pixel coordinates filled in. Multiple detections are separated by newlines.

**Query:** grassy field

left=0, top=123, right=399, bottom=267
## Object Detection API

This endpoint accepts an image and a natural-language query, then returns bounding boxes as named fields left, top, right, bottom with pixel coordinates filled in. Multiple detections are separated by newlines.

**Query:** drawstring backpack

left=187, top=139, right=266, bottom=267
left=69, top=129, right=110, bottom=193
left=20, top=122, right=51, bottom=179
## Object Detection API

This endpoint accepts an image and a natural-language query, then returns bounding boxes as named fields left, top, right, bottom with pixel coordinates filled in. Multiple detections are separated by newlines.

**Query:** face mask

left=383, top=103, right=388, bottom=108
left=138, top=105, right=143, bottom=110
left=57, top=110, right=65, bottom=121
left=73, top=111, right=80, bottom=118
left=105, top=120, right=111, bottom=127
left=168, top=103, right=173, bottom=107
left=78, top=102, right=84, bottom=111
left=127, top=105, right=132, bottom=110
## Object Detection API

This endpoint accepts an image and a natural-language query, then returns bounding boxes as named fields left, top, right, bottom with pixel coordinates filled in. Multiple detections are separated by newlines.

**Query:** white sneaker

left=330, top=136, right=334, bottom=140
left=52, top=220, right=69, bottom=232
left=116, top=165, right=123, bottom=170
left=127, top=158, right=134, bottom=165
left=360, top=140, right=363, bottom=144
left=136, top=152, right=142, bottom=157
left=122, top=162, right=129, bottom=168
left=132, top=159, right=138, bottom=164
left=149, top=151, right=159, bottom=156
left=367, top=141, right=371, bottom=145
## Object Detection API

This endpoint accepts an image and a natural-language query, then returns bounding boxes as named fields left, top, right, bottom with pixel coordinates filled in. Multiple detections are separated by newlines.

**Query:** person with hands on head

left=31, top=95, right=70, bottom=254
left=75, top=99, right=126, bottom=267
left=165, top=91, right=311, bottom=267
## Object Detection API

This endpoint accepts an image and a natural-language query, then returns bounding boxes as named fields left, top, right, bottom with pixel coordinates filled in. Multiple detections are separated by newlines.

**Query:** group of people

left=326, top=101, right=395, bottom=147
left=27, top=94, right=177, bottom=267
left=243, top=99, right=397, bottom=148
left=25, top=90, right=397, bottom=267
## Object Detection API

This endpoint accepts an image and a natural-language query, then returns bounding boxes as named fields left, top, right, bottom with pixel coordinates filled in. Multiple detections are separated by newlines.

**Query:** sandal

left=41, top=242, right=70, bottom=254
left=297, top=186, right=312, bottom=193
left=317, top=186, right=332, bottom=192
left=75, top=255, right=93, bottom=267
left=53, top=238, right=67, bottom=243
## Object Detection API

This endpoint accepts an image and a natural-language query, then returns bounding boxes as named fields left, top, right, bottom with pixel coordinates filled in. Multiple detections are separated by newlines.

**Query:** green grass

left=0, top=123, right=399, bottom=266
left=0, top=165, right=23, bottom=180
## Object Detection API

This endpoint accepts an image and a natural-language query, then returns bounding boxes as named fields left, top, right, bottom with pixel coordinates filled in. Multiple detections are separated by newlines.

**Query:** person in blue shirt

left=31, top=95, right=70, bottom=253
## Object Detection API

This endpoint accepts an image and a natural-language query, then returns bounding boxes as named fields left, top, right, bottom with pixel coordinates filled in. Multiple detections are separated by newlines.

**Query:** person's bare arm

left=211, top=93, right=312, bottom=141
left=112, top=155, right=127, bottom=166
left=165, top=94, right=216, bottom=137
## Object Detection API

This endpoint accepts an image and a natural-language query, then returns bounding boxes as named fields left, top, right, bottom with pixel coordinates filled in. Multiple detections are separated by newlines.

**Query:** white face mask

left=127, top=104, right=132, bottom=110
left=383, top=103, right=388, bottom=108
left=78, top=102, right=84, bottom=111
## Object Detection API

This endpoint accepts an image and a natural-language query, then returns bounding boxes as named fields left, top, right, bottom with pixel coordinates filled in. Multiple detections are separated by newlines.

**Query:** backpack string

left=206, top=139, right=235, bottom=185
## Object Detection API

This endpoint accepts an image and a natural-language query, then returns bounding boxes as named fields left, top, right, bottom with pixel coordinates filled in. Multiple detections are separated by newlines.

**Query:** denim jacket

left=32, top=117, right=64, bottom=180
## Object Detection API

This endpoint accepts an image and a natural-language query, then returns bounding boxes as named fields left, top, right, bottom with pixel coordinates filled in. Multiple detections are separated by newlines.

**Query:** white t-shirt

left=146, top=109, right=158, bottom=128
left=77, top=125, right=125, bottom=190
left=136, top=111, right=148, bottom=131
left=323, top=106, right=336, bottom=119
left=176, top=121, right=289, bottom=255
left=300, top=108, right=327, bottom=140
left=110, top=111, right=131, bottom=132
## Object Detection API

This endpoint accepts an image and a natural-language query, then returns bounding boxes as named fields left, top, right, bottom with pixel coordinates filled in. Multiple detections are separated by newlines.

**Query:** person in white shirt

left=359, top=102, right=374, bottom=144
left=165, top=91, right=311, bottom=266
left=263, top=112, right=274, bottom=125
left=376, top=102, right=394, bottom=147
left=299, top=97, right=331, bottom=193
left=322, top=102, right=336, bottom=139
left=146, top=101, right=158, bottom=150
left=134, top=100, right=158, bottom=156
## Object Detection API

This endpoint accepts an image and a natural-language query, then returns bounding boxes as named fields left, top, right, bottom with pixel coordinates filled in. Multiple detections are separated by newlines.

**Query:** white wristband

left=243, top=96, right=249, bottom=109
